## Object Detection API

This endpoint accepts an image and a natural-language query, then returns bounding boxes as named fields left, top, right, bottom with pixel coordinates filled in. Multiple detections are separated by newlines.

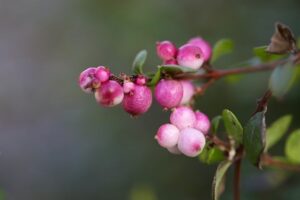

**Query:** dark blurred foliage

left=0, top=0, right=300, bottom=199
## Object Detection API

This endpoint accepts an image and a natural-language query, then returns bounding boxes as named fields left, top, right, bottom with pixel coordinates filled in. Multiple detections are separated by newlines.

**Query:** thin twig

left=261, top=154, right=300, bottom=172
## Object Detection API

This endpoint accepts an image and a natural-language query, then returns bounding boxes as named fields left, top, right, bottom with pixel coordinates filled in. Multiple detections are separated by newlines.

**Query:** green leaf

left=211, top=39, right=234, bottom=63
left=243, top=111, right=266, bottom=168
left=147, top=69, right=161, bottom=86
left=253, top=46, right=283, bottom=62
left=132, top=50, right=147, bottom=74
left=225, top=74, right=244, bottom=84
left=269, top=62, right=297, bottom=98
left=159, top=65, right=197, bottom=75
left=266, top=115, right=292, bottom=150
left=212, top=160, right=232, bottom=200
left=222, top=109, right=243, bottom=144
left=285, top=129, right=300, bottom=164
left=211, top=115, right=222, bottom=134
left=199, top=144, right=225, bottom=164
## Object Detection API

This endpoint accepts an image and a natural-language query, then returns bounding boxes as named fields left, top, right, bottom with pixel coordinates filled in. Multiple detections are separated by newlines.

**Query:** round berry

left=95, top=66, right=110, bottom=83
left=194, top=111, right=211, bottom=135
left=78, top=67, right=98, bottom=93
left=180, top=80, right=195, bottom=105
left=123, top=81, right=135, bottom=94
left=94, top=80, right=124, bottom=107
left=170, top=106, right=196, bottom=129
left=167, top=145, right=182, bottom=155
left=154, top=79, right=183, bottom=109
left=177, top=44, right=204, bottom=69
left=188, top=37, right=212, bottom=61
left=122, top=85, right=152, bottom=116
left=177, top=128, right=206, bottom=157
left=156, top=41, right=177, bottom=60
left=163, top=58, right=178, bottom=65
left=155, top=123, right=180, bottom=148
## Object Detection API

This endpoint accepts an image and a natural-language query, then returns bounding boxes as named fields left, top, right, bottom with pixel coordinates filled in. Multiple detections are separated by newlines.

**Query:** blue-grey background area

left=0, top=0, right=300, bottom=199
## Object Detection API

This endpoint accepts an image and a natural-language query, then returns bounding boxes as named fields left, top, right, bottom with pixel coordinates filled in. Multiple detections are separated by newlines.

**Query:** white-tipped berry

left=170, top=106, right=196, bottom=130
left=188, top=37, right=212, bottom=61
left=177, top=44, right=204, bottom=69
left=180, top=81, right=195, bottom=105
left=78, top=67, right=99, bottom=93
left=155, top=123, right=180, bottom=148
left=94, top=80, right=124, bottom=107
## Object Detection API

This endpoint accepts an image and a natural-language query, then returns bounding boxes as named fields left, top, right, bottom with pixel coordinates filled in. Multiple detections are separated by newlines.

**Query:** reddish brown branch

left=261, top=154, right=300, bottom=172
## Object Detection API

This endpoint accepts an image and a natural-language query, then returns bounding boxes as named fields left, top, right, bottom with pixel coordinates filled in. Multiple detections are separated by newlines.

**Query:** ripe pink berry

left=95, top=66, right=110, bottom=83
left=122, top=85, right=152, bottom=116
left=94, top=80, right=124, bottom=107
left=123, top=81, right=135, bottom=94
left=155, top=123, right=180, bottom=148
left=194, top=111, right=211, bottom=135
left=180, top=81, right=195, bottom=105
left=177, top=128, right=206, bottom=157
left=188, top=37, right=212, bottom=62
left=154, top=79, right=183, bottom=109
left=136, top=76, right=147, bottom=85
left=78, top=67, right=99, bottom=93
left=156, top=41, right=177, bottom=60
left=167, top=145, right=181, bottom=155
left=170, top=106, right=196, bottom=129
left=163, top=58, right=178, bottom=65
left=177, top=44, right=204, bottom=69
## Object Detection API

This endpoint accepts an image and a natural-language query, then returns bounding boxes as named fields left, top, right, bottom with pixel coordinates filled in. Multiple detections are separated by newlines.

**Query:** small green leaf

left=132, top=50, right=147, bottom=74
left=212, top=160, right=232, bottom=200
left=243, top=111, right=266, bottom=168
left=211, top=39, right=234, bottom=63
left=269, top=62, right=297, bottom=98
left=147, top=69, right=161, bottom=86
left=159, top=65, right=197, bottom=75
left=253, top=46, right=283, bottom=62
left=266, top=115, right=292, bottom=150
left=199, top=144, right=225, bottom=164
left=211, top=115, right=222, bottom=134
left=285, top=129, right=300, bottom=164
left=222, top=109, right=243, bottom=144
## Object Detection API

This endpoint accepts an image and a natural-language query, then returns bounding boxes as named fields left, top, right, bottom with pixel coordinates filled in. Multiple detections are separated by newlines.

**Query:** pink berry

left=177, top=128, right=206, bottom=157
left=163, top=58, right=178, bottom=65
left=177, top=44, right=204, bottom=69
left=194, top=111, right=211, bottom=135
left=170, top=106, right=196, bottom=129
left=188, top=37, right=212, bottom=61
left=156, top=41, right=177, bottom=60
left=94, top=80, right=124, bottom=107
left=122, top=85, right=152, bottom=116
left=167, top=145, right=182, bottom=155
left=123, top=81, right=135, bottom=94
left=136, top=76, right=147, bottom=85
left=180, top=81, right=195, bottom=105
left=78, top=67, right=99, bottom=93
left=154, top=79, right=183, bottom=109
left=155, top=123, right=180, bottom=148
left=95, top=66, right=110, bottom=83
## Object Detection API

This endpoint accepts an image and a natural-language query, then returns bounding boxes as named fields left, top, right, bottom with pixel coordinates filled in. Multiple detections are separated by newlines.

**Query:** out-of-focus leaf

left=211, top=39, right=234, bottom=63
left=285, top=129, right=300, bottom=164
left=159, top=65, right=197, bottom=75
left=132, top=50, right=147, bottom=74
left=243, top=111, right=266, bottom=168
left=269, top=62, right=297, bottom=98
left=222, top=109, right=243, bottom=144
left=297, top=37, right=300, bottom=49
left=147, top=69, right=161, bottom=86
left=266, top=115, right=292, bottom=150
left=211, top=115, right=222, bottom=134
left=253, top=46, right=284, bottom=62
left=225, top=74, right=244, bottom=84
left=129, top=184, right=157, bottom=200
left=199, top=144, right=224, bottom=164
left=212, top=160, right=232, bottom=200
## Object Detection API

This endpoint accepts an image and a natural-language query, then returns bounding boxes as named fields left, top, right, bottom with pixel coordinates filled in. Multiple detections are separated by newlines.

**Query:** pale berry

left=188, top=37, right=212, bottom=61
left=122, top=85, right=152, bottom=116
left=170, top=106, right=196, bottom=129
left=78, top=67, right=98, bottom=93
left=180, top=80, right=195, bottom=105
left=155, top=123, right=180, bottom=148
left=177, top=128, right=206, bottom=157
left=154, top=79, right=183, bottom=109
left=177, top=44, right=204, bottom=69
left=94, top=80, right=124, bottom=107
left=95, top=66, right=111, bottom=83
left=167, top=145, right=182, bottom=155
left=194, top=111, right=211, bottom=135
left=156, top=41, right=177, bottom=60
left=123, top=81, right=135, bottom=94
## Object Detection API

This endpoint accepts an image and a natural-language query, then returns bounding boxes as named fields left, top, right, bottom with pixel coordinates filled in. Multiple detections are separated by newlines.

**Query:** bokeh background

left=1, top=0, right=300, bottom=199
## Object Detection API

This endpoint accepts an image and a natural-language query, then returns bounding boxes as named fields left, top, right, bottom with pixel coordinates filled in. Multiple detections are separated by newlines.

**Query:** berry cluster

left=155, top=106, right=210, bottom=157
left=78, top=36, right=212, bottom=157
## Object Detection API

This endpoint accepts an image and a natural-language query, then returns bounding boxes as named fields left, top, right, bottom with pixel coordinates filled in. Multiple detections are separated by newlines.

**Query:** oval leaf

left=211, top=39, right=234, bottom=63
left=285, top=129, right=300, bottom=164
left=211, top=115, right=222, bottom=134
left=132, top=50, right=147, bottom=74
left=266, top=115, right=292, bottom=150
left=243, top=111, right=266, bottom=168
left=159, top=65, right=197, bottom=75
left=222, top=109, right=243, bottom=144
left=147, top=68, right=161, bottom=86
left=269, top=62, right=296, bottom=98
left=212, top=160, right=232, bottom=200
left=199, top=144, right=225, bottom=164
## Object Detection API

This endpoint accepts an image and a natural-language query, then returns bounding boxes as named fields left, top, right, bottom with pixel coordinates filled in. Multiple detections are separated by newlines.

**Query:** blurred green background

left=0, top=0, right=300, bottom=199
